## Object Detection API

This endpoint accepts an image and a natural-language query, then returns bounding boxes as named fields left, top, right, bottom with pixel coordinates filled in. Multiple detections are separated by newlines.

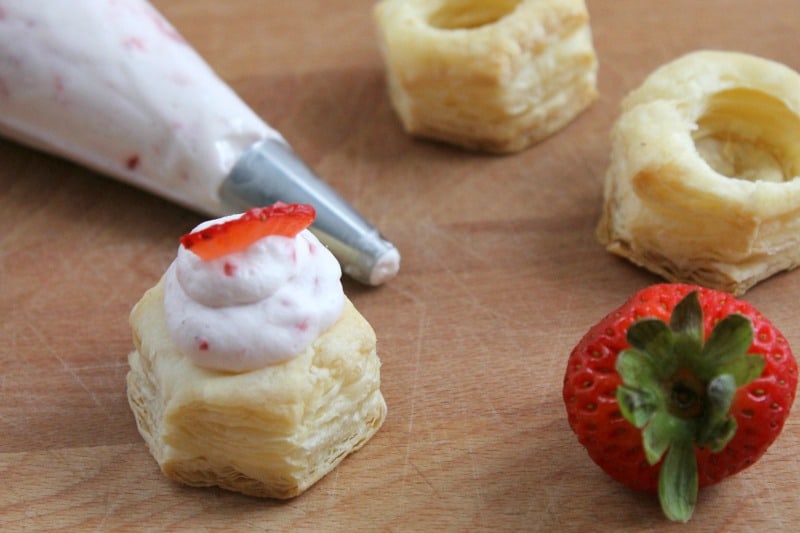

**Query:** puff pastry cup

left=597, top=50, right=800, bottom=296
left=126, top=278, right=387, bottom=499
left=373, top=0, right=598, bottom=154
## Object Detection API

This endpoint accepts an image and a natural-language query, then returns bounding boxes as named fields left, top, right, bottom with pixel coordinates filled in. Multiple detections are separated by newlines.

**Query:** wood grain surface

left=2, top=1, right=800, bottom=530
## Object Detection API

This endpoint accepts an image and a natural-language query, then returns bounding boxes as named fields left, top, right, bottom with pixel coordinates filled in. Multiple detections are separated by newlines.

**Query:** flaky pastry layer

left=374, top=0, right=598, bottom=153
left=127, top=279, right=386, bottom=499
left=597, top=50, right=800, bottom=295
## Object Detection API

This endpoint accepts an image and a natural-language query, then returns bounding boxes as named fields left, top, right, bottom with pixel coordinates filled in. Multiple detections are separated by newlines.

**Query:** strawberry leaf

left=616, top=384, right=658, bottom=429
left=616, top=348, right=660, bottom=389
left=658, top=438, right=698, bottom=523
left=642, top=411, right=688, bottom=465
left=718, top=354, right=766, bottom=387
left=697, top=373, right=737, bottom=450
left=627, top=319, right=674, bottom=368
left=670, top=291, right=704, bottom=365
left=669, top=291, right=703, bottom=339
left=702, top=314, right=753, bottom=365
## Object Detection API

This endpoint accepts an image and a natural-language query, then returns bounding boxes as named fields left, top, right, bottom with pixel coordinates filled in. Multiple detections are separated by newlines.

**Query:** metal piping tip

left=220, top=138, right=400, bottom=286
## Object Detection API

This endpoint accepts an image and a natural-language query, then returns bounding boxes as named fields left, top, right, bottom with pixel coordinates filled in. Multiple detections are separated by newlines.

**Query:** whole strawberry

left=563, top=283, right=797, bottom=522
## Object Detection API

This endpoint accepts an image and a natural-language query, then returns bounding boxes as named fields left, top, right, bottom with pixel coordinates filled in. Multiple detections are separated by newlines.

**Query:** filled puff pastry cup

left=127, top=278, right=387, bottom=499
left=373, top=0, right=598, bottom=154
left=597, top=50, right=800, bottom=296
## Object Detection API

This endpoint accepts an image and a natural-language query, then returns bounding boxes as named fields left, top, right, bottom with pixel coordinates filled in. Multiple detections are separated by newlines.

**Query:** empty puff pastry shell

left=597, top=50, right=800, bottom=296
left=373, top=0, right=598, bottom=154
left=126, top=279, right=387, bottom=499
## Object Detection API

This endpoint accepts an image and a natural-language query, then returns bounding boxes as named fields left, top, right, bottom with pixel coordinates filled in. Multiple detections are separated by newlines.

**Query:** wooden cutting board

left=2, top=1, right=800, bottom=530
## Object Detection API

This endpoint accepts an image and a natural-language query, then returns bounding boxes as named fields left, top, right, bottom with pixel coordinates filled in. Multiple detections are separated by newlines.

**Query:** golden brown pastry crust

left=127, top=279, right=386, bottom=499
left=374, top=0, right=598, bottom=154
left=597, top=50, right=800, bottom=295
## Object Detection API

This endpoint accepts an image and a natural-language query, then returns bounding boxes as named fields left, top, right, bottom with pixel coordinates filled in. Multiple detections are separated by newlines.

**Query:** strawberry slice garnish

left=179, top=202, right=315, bottom=261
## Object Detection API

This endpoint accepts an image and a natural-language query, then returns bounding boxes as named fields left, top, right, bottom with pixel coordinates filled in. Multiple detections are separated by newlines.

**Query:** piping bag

left=0, top=0, right=399, bottom=285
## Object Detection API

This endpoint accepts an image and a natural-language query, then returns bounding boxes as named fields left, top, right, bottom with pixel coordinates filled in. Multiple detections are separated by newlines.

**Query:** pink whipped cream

left=163, top=215, right=345, bottom=372
left=0, top=0, right=280, bottom=216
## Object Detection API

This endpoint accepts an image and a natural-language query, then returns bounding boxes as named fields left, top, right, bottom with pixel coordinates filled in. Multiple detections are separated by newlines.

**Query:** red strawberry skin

left=563, top=283, right=798, bottom=492
left=180, top=202, right=315, bottom=261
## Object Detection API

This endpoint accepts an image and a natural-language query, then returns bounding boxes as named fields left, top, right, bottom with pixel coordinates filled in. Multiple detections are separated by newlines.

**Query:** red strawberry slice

left=180, top=202, right=315, bottom=261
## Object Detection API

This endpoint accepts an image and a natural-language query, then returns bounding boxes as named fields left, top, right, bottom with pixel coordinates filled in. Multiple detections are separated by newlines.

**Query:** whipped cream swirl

left=163, top=216, right=344, bottom=372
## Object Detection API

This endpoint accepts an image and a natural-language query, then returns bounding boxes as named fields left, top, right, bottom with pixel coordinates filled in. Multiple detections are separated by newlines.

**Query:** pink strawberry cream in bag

left=0, top=0, right=399, bottom=286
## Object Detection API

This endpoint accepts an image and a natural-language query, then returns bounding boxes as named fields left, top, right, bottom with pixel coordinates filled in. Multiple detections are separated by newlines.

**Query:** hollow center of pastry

left=693, top=88, right=800, bottom=183
left=428, top=0, right=522, bottom=29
